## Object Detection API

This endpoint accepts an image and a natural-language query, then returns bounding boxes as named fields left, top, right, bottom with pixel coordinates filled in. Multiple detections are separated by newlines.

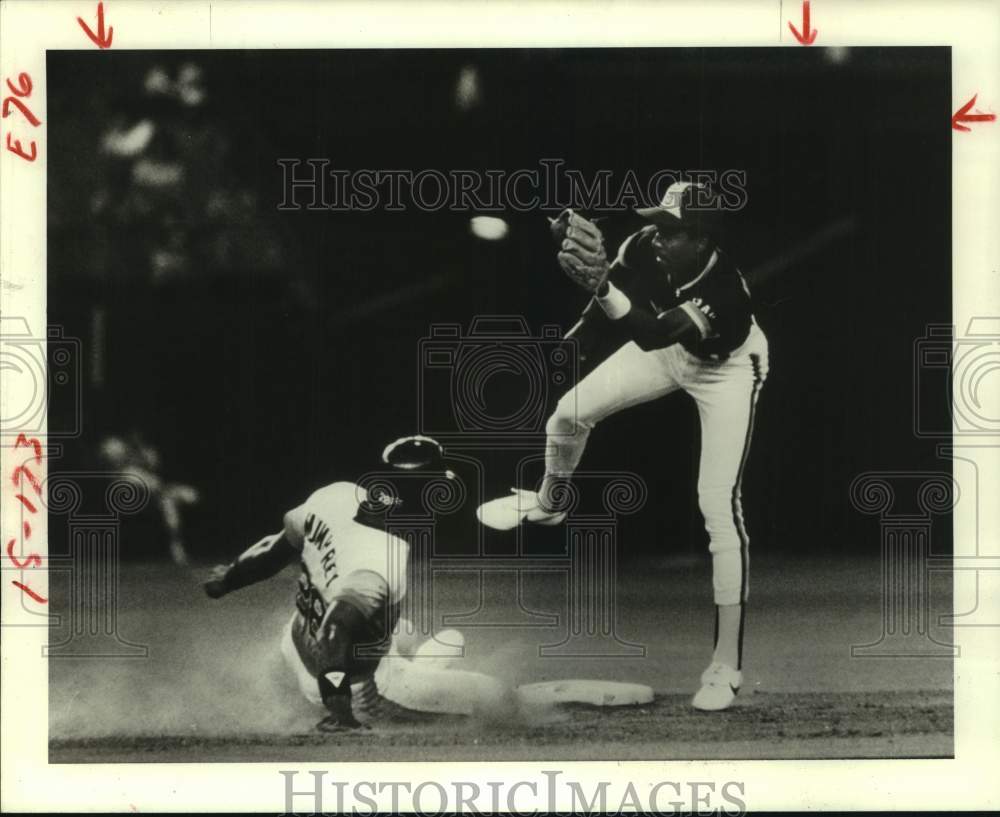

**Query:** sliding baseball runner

left=205, top=435, right=507, bottom=730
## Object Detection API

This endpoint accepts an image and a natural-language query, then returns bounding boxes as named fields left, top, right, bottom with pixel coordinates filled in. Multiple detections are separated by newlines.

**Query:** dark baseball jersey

left=611, top=225, right=754, bottom=360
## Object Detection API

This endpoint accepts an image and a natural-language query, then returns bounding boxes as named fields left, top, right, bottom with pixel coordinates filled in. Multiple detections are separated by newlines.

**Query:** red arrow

left=952, top=94, right=995, bottom=132
left=788, top=0, right=818, bottom=45
left=77, top=2, right=113, bottom=49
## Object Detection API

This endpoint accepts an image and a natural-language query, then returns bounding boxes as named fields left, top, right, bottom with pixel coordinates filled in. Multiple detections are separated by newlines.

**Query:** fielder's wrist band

left=596, top=282, right=632, bottom=320
left=678, top=301, right=712, bottom=339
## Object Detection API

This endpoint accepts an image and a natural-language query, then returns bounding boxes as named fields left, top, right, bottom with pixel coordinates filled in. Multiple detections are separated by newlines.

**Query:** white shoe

left=691, top=662, right=742, bottom=711
left=475, top=488, right=568, bottom=531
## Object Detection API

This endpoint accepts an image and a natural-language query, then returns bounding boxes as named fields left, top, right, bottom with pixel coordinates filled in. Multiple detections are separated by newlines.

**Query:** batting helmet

left=358, top=435, right=456, bottom=516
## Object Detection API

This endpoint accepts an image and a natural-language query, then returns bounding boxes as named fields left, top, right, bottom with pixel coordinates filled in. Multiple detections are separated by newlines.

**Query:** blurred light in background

left=101, top=119, right=155, bottom=157
left=132, top=158, right=184, bottom=187
left=144, top=65, right=172, bottom=95
left=177, top=62, right=206, bottom=106
left=469, top=215, right=509, bottom=240
left=824, top=46, right=851, bottom=65
left=455, top=64, right=482, bottom=111
left=143, top=62, right=206, bottom=106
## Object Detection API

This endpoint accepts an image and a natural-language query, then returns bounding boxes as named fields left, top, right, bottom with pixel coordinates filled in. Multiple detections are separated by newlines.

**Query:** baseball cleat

left=691, top=662, right=742, bottom=711
left=475, top=488, right=568, bottom=531
left=315, top=711, right=367, bottom=732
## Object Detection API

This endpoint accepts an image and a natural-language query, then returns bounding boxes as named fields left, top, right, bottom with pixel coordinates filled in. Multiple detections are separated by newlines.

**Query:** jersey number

left=295, top=573, right=327, bottom=637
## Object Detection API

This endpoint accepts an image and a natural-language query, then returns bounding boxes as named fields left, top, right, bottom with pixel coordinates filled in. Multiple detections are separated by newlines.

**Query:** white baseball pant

left=280, top=615, right=506, bottom=715
left=544, top=322, right=768, bottom=606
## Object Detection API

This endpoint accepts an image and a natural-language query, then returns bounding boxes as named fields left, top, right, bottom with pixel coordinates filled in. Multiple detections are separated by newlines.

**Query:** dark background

left=47, top=47, right=952, bottom=561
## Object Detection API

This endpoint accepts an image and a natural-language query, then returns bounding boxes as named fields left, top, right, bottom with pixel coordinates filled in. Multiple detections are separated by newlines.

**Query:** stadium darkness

left=47, top=47, right=951, bottom=562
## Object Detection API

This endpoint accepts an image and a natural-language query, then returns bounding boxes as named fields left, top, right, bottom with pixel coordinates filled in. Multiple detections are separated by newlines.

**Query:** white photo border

left=1, top=0, right=998, bottom=811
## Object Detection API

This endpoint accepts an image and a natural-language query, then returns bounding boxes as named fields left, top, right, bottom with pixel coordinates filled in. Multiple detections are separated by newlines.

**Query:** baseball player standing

left=478, top=182, right=768, bottom=711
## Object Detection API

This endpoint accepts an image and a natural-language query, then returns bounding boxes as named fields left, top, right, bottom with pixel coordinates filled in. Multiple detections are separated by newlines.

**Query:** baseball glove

left=551, top=210, right=609, bottom=293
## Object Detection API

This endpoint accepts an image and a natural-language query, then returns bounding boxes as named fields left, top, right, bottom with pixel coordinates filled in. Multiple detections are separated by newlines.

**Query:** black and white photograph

left=1, top=0, right=998, bottom=812
left=41, top=44, right=955, bottom=763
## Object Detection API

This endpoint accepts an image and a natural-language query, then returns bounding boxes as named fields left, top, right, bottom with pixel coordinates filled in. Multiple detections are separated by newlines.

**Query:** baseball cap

left=635, top=180, right=723, bottom=240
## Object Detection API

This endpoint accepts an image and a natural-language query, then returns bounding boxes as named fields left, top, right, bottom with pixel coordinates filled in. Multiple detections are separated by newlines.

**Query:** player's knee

left=546, top=396, right=593, bottom=437
left=697, top=484, right=729, bottom=519
left=545, top=405, right=573, bottom=436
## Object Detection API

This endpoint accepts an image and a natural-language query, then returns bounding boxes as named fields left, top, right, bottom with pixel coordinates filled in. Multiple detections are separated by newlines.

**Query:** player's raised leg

left=477, top=340, right=682, bottom=530
left=686, top=335, right=767, bottom=710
